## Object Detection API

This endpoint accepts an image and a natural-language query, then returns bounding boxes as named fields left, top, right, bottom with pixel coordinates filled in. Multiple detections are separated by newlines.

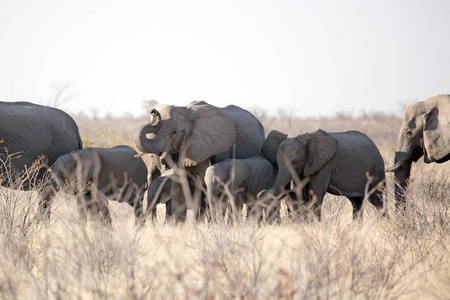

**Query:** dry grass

left=1, top=113, right=449, bottom=299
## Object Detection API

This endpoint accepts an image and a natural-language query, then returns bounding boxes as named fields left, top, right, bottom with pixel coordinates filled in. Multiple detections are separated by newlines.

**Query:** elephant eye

left=406, top=130, right=413, bottom=137
left=171, top=130, right=178, bottom=137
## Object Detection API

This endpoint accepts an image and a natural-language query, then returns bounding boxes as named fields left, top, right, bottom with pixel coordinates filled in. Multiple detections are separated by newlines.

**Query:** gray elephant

left=0, top=101, right=82, bottom=188
left=386, top=94, right=450, bottom=205
left=134, top=100, right=265, bottom=222
left=258, top=129, right=386, bottom=220
left=40, top=145, right=148, bottom=224
left=145, top=175, right=173, bottom=221
left=205, top=156, right=278, bottom=221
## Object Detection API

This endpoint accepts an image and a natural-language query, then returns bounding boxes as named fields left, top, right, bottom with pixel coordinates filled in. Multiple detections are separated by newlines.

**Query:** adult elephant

left=134, top=100, right=265, bottom=222
left=386, top=94, right=450, bottom=205
left=0, top=101, right=82, bottom=188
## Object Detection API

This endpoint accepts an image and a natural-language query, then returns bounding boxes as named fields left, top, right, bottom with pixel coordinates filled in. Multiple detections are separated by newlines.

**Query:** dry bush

left=73, top=113, right=147, bottom=149
left=1, top=112, right=449, bottom=299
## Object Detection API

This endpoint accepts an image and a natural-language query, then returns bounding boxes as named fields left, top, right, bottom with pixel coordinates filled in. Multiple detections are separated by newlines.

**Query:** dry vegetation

left=1, top=112, right=449, bottom=299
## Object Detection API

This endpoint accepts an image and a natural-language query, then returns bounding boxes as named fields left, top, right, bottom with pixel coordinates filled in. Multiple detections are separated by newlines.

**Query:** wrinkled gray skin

left=134, top=101, right=265, bottom=222
left=386, top=94, right=450, bottom=205
left=261, top=130, right=289, bottom=168
left=145, top=175, right=209, bottom=222
left=0, top=102, right=82, bottom=188
left=258, top=129, right=385, bottom=220
left=260, top=130, right=308, bottom=214
left=144, top=152, right=177, bottom=221
left=205, top=156, right=278, bottom=221
left=145, top=176, right=174, bottom=221
left=40, top=146, right=148, bottom=225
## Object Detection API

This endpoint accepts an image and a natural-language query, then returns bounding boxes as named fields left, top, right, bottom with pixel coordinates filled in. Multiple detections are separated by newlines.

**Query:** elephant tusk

left=385, top=160, right=405, bottom=172
left=160, top=152, right=168, bottom=159
left=134, top=152, right=146, bottom=158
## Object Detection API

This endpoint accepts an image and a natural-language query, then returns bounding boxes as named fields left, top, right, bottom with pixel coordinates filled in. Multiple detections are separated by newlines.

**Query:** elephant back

left=331, top=131, right=385, bottom=180
left=0, top=101, right=82, bottom=186
left=219, top=105, right=265, bottom=161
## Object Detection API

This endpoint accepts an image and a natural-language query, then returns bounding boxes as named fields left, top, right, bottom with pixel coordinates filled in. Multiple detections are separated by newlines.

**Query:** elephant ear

left=182, top=103, right=237, bottom=166
left=303, top=129, right=338, bottom=177
left=423, top=104, right=450, bottom=163
left=261, top=130, right=288, bottom=167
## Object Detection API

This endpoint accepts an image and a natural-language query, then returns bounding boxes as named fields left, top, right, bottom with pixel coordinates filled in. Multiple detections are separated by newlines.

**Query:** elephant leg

left=287, top=181, right=306, bottom=214
left=293, top=186, right=311, bottom=221
left=368, top=189, right=388, bottom=217
left=145, top=206, right=157, bottom=222
left=204, top=174, right=220, bottom=222
left=169, top=181, right=187, bottom=223
left=132, top=193, right=145, bottom=225
left=288, top=191, right=298, bottom=212
left=246, top=202, right=263, bottom=223
left=126, top=186, right=145, bottom=224
left=246, top=192, right=267, bottom=222
left=86, top=197, right=112, bottom=226
left=368, top=190, right=383, bottom=209
left=189, top=176, right=205, bottom=221
left=227, top=191, right=245, bottom=223
left=307, top=175, right=329, bottom=221
left=38, top=185, right=56, bottom=219
left=77, top=193, right=89, bottom=224
left=265, top=200, right=281, bottom=223
left=304, top=190, right=327, bottom=220
left=97, top=201, right=112, bottom=226
left=348, top=197, right=364, bottom=219
left=145, top=186, right=162, bottom=223
left=196, top=194, right=208, bottom=222
left=222, top=198, right=234, bottom=224
left=165, top=200, right=172, bottom=223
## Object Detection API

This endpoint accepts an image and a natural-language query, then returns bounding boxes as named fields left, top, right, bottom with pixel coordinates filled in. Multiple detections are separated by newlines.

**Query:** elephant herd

left=0, top=94, right=448, bottom=225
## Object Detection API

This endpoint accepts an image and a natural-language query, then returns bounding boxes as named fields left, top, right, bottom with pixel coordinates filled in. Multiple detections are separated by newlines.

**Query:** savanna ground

left=1, top=109, right=449, bottom=299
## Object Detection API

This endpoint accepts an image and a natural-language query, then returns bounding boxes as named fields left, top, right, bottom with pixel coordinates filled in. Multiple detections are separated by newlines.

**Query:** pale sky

left=1, top=0, right=449, bottom=117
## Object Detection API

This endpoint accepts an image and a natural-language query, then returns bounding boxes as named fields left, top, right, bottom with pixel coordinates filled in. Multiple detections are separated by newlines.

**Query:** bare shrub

left=0, top=112, right=449, bottom=299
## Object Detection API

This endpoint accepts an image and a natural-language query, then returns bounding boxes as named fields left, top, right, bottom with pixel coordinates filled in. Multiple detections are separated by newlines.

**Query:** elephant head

left=39, top=152, right=93, bottom=218
left=270, top=129, right=337, bottom=195
left=386, top=94, right=450, bottom=203
left=51, top=152, right=100, bottom=192
left=134, top=101, right=238, bottom=167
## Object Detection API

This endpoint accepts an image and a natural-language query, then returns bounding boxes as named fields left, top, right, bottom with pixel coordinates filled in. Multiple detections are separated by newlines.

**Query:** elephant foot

left=165, top=212, right=187, bottom=224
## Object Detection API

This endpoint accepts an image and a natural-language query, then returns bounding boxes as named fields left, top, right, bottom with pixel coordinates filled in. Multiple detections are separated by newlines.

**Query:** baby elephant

left=205, top=156, right=278, bottom=221
left=39, top=145, right=148, bottom=225
left=145, top=175, right=174, bottom=221
left=258, top=129, right=385, bottom=219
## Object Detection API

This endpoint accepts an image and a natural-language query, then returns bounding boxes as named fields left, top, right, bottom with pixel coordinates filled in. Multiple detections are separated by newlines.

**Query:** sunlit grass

left=0, top=113, right=449, bottom=299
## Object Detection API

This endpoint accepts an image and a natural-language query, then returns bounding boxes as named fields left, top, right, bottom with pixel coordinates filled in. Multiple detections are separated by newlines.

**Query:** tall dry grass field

left=1, top=113, right=449, bottom=299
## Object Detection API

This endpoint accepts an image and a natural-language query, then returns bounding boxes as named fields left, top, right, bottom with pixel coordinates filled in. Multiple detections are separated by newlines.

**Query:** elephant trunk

left=134, top=109, right=163, bottom=155
left=257, top=163, right=292, bottom=223
left=392, top=152, right=412, bottom=205
left=148, top=109, right=162, bottom=127
left=134, top=124, right=160, bottom=153
left=272, top=164, right=293, bottom=196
